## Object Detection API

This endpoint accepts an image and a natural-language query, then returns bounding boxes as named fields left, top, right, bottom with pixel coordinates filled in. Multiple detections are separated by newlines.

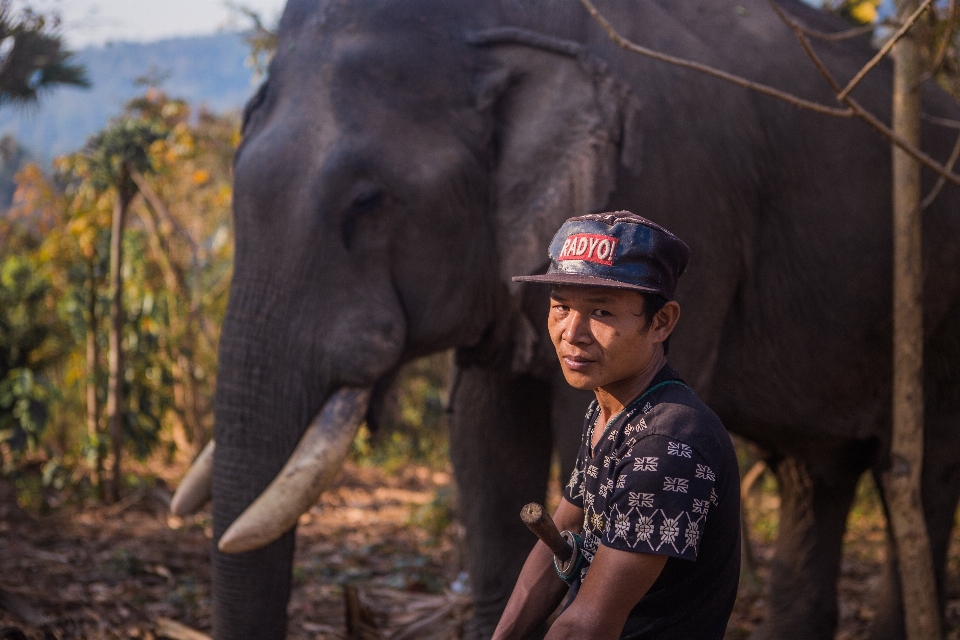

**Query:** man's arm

left=491, top=498, right=584, bottom=640
left=545, top=545, right=667, bottom=640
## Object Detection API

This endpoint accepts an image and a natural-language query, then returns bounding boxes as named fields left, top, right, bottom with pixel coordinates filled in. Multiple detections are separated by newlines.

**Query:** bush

left=0, top=255, right=62, bottom=461
left=353, top=352, right=452, bottom=470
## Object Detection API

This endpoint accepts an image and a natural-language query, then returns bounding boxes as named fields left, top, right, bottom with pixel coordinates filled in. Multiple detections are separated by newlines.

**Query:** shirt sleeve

left=602, top=434, right=716, bottom=560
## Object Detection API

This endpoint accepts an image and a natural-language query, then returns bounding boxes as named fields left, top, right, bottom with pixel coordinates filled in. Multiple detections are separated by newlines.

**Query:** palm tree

left=0, top=1, right=87, bottom=105
left=86, top=118, right=164, bottom=502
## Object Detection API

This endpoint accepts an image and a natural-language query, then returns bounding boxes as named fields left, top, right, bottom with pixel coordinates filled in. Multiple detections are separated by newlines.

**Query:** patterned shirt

left=563, top=365, right=740, bottom=640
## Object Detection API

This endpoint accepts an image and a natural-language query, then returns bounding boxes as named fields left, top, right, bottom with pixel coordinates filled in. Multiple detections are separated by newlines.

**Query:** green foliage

left=1, top=88, right=238, bottom=491
left=118, top=235, right=174, bottom=459
left=0, top=367, right=55, bottom=455
left=0, top=0, right=87, bottom=105
left=0, top=255, right=63, bottom=458
left=353, top=353, right=451, bottom=470
left=0, top=255, right=58, bottom=370
left=408, top=486, right=457, bottom=541
left=84, top=117, right=165, bottom=194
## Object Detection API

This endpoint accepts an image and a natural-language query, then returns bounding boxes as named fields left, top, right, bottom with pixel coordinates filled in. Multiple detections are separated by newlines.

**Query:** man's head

left=513, top=211, right=690, bottom=392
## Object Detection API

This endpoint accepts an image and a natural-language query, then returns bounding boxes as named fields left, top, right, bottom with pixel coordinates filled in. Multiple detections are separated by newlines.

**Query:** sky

left=12, top=0, right=289, bottom=48
left=10, top=0, right=903, bottom=50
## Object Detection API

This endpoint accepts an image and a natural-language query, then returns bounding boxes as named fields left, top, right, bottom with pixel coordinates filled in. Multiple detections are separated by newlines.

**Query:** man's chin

left=560, top=369, right=597, bottom=391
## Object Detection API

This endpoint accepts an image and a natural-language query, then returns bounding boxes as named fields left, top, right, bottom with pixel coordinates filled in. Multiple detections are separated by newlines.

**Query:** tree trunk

left=106, top=173, right=136, bottom=504
left=85, top=257, right=103, bottom=498
left=133, top=184, right=208, bottom=450
left=882, top=3, right=943, bottom=638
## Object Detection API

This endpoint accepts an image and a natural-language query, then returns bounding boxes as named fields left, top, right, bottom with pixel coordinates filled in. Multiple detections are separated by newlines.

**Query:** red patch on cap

left=557, top=233, right=619, bottom=266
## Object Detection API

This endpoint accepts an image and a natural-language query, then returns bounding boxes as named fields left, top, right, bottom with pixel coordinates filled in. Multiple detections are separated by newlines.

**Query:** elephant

left=169, top=0, right=960, bottom=638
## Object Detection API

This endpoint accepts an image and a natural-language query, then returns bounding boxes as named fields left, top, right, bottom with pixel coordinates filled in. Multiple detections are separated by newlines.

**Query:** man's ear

left=654, top=301, right=682, bottom=342
left=469, top=28, right=638, bottom=293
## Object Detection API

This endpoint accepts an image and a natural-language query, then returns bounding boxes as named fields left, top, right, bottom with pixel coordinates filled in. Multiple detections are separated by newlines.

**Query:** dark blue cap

left=512, top=211, right=690, bottom=300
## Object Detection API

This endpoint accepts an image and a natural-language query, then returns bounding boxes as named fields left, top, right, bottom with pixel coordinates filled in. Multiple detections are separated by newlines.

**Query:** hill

left=0, top=32, right=256, bottom=165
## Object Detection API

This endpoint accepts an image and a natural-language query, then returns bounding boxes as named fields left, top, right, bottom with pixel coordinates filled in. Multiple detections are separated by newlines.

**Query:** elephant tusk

left=218, top=387, right=371, bottom=554
left=170, top=439, right=216, bottom=517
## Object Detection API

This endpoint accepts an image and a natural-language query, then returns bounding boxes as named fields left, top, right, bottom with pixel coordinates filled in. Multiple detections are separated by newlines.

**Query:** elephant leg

left=550, top=373, right=593, bottom=481
left=449, top=365, right=553, bottom=640
left=750, top=443, right=871, bottom=640
left=867, top=410, right=960, bottom=640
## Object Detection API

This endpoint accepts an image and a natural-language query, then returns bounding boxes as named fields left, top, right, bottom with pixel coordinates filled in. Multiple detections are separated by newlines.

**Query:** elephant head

left=173, top=1, right=636, bottom=636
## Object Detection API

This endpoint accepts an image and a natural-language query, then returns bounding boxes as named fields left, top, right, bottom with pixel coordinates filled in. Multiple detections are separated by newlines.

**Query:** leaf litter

left=0, top=462, right=957, bottom=639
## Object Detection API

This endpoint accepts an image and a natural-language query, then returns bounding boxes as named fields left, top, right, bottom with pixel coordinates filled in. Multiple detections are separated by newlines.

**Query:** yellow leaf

left=849, top=0, right=879, bottom=24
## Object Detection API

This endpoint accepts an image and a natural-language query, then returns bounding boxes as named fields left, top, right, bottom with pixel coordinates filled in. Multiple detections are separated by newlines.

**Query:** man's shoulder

left=626, top=379, right=730, bottom=464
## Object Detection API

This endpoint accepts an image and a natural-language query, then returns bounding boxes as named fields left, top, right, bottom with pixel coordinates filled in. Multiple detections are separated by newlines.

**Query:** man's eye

left=593, top=309, right=611, bottom=317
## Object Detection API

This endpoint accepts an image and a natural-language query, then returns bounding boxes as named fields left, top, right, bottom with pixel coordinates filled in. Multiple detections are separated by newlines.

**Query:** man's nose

left=563, top=310, right=592, bottom=344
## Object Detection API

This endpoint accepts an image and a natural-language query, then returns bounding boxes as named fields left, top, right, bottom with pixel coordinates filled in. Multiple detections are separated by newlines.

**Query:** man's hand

left=545, top=545, right=667, bottom=640
left=492, top=499, right=584, bottom=640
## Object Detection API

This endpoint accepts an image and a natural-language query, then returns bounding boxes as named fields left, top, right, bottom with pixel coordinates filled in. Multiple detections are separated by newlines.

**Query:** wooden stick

left=520, top=503, right=572, bottom=562
left=156, top=618, right=211, bottom=640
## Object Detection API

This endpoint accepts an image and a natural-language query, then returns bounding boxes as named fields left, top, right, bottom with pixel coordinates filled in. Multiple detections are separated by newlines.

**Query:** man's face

left=548, top=286, right=672, bottom=393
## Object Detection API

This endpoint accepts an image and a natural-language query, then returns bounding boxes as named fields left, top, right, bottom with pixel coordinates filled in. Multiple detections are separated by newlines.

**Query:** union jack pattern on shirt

left=564, top=375, right=719, bottom=572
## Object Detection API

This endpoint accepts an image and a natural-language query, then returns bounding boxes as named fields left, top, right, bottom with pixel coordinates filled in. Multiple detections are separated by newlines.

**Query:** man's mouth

left=561, top=354, right=596, bottom=372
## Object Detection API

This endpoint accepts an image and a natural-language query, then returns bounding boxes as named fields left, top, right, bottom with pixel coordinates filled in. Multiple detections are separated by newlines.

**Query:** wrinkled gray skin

left=214, top=0, right=960, bottom=638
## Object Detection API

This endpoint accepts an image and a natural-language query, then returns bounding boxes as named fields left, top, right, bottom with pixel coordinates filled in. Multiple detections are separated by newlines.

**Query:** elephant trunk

left=207, top=269, right=404, bottom=640
left=210, top=350, right=302, bottom=639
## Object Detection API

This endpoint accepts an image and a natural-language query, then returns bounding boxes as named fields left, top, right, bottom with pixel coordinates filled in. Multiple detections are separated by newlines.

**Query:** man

left=493, top=211, right=740, bottom=640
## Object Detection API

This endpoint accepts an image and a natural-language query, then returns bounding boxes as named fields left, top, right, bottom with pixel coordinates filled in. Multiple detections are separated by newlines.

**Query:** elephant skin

left=211, top=0, right=960, bottom=638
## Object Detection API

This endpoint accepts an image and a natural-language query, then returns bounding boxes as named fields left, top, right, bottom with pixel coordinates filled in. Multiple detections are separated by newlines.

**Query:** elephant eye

left=342, top=186, right=384, bottom=250
left=351, top=188, right=383, bottom=213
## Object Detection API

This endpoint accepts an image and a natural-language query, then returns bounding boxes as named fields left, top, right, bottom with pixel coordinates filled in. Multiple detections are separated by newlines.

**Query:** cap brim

left=512, top=273, right=663, bottom=295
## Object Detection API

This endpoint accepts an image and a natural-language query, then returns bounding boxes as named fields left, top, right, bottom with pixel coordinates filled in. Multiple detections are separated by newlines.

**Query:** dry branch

left=131, top=170, right=200, bottom=256
left=922, top=129, right=960, bottom=208
left=915, top=0, right=957, bottom=88
left=800, top=22, right=878, bottom=42
left=922, top=112, right=960, bottom=128
left=578, top=0, right=854, bottom=117
left=156, top=618, right=211, bottom=640
left=769, top=0, right=960, bottom=188
left=836, top=0, right=934, bottom=101
left=345, top=585, right=383, bottom=640
left=579, top=0, right=960, bottom=187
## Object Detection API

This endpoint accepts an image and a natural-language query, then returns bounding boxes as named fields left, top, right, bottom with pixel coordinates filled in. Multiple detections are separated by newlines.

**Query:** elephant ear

left=469, top=27, right=634, bottom=292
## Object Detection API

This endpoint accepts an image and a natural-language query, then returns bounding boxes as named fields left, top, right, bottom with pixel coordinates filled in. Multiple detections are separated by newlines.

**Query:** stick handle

left=520, top=503, right=573, bottom=562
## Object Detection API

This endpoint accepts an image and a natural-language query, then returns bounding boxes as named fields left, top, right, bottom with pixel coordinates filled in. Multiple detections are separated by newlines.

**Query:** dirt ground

left=1, top=461, right=958, bottom=640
